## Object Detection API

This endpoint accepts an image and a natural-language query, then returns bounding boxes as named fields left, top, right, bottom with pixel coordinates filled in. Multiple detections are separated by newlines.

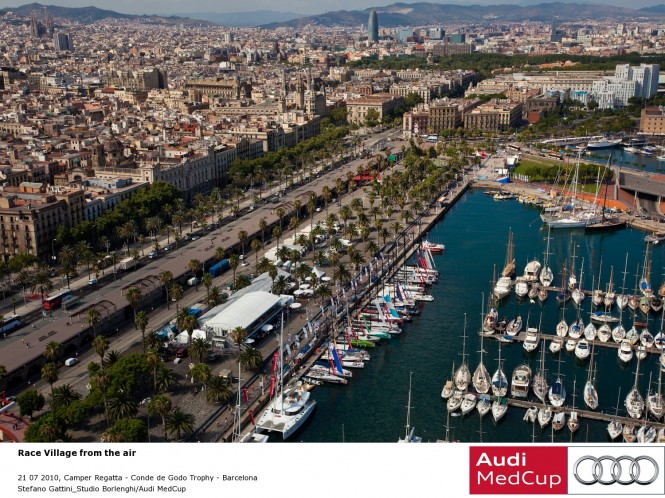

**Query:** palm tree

left=51, top=384, right=81, bottom=411
left=125, top=287, right=142, bottom=326
left=93, top=336, right=109, bottom=366
left=250, top=238, right=263, bottom=268
left=229, top=254, right=240, bottom=284
left=237, top=230, right=248, bottom=257
left=229, top=326, right=248, bottom=349
left=159, top=271, right=173, bottom=309
left=116, top=220, right=137, bottom=255
left=87, top=308, right=100, bottom=337
left=201, top=273, right=213, bottom=303
left=104, top=350, right=120, bottom=368
left=206, top=376, right=231, bottom=404
left=239, top=348, right=264, bottom=371
left=333, top=263, right=352, bottom=286
left=145, top=349, right=162, bottom=391
left=166, top=409, right=194, bottom=439
left=108, top=392, right=138, bottom=422
left=272, top=225, right=282, bottom=247
left=170, top=283, right=183, bottom=310
left=189, top=363, right=212, bottom=391
left=148, top=395, right=172, bottom=441
left=41, top=362, right=58, bottom=397
left=315, top=284, right=333, bottom=304
left=44, top=340, right=61, bottom=363
left=187, top=259, right=202, bottom=290
left=190, top=338, right=210, bottom=363
left=156, top=366, right=178, bottom=393
left=256, top=257, right=273, bottom=275
left=276, top=207, right=286, bottom=230
left=32, top=266, right=54, bottom=304
left=135, top=311, right=149, bottom=354
left=0, top=364, right=6, bottom=384
left=214, top=247, right=226, bottom=263
left=272, top=275, right=289, bottom=295
left=207, top=286, right=223, bottom=307
left=259, top=217, right=268, bottom=244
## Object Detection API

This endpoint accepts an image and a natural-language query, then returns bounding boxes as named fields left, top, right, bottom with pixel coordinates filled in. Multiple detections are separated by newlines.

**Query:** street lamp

left=51, top=239, right=57, bottom=266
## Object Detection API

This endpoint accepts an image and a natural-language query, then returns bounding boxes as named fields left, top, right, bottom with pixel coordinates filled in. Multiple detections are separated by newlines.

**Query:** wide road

left=0, top=127, right=404, bottom=378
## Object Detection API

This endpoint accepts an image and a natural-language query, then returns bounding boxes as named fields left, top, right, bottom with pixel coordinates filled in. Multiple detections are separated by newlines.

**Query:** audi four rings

left=574, top=456, right=659, bottom=485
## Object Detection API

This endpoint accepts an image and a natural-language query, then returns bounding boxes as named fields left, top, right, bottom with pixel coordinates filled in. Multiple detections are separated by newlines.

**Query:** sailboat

left=647, top=363, right=665, bottom=420
left=583, top=344, right=599, bottom=410
left=591, top=263, right=604, bottom=308
left=454, top=314, right=471, bottom=391
left=604, top=266, right=616, bottom=308
left=556, top=266, right=571, bottom=304
left=441, top=362, right=454, bottom=399
left=491, top=342, right=509, bottom=398
left=473, top=300, right=491, bottom=395
left=533, top=342, right=548, bottom=403
left=501, top=228, right=515, bottom=278
left=625, top=356, right=645, bottom=419
left=640, top=242, right=654, bottom=297
left=539, top=226, right=554, bottom=287
left=583, top=277, right=597, bottom=341
left=568, top=379, right=579, bottom=434
left=568, top=243, right=578, bottom=290
left=607, top=388, right=623, bottom=440
left=483, top=268, right=499, bottom=335
left=571, top=258, right=585, bottom=306
left=398, top=372, right=422, bottom=443
left=255, top=315, right=317, bottom=439
left=615, top=253, right=629, bottom=310
left=548, top=354, right=566, bottom=408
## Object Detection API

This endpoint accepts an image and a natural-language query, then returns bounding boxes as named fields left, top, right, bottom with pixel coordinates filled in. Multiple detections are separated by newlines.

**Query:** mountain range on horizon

left=0, top=2, right=664, bottom=26
left=262, top=2, right=665, bottom=28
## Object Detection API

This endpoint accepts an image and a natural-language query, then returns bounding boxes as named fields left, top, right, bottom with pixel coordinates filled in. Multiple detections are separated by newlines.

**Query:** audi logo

left=574, top=456, right=659, bottom=486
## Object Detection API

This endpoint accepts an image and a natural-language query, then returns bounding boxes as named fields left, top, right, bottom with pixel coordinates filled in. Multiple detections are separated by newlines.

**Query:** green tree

left=166, top=409, right=194, bottom=440
left=32, top=265, right=54, bottom=304
left=17, top=390, right=45, bottom=419
left=229, top=326, right=247, bottom=349
left=159, top=270, right=173, bottom=309
left=93, top=336, right=109, bottom=366
left=87, top=307, right=101, bottom=337
left=237, top=230, right=249, bottom=257
left=106, top=418, right=148, bottom=442
left=188, top=259, right=202, bottom=290
left=365, top=108, right=380, bottom=127
left=189, top=363, right=212, bottom=391
left=44, top=340, right=61, bottom=363
left=125, top=287, right=142, bottom=326
left=206, top=376, right=231, bottom=404
left=239, top=348, right=264, bottom=371
left=135, top=310, right=150, bottom=354
left=148, top=394, right=172, bottom=442
left=190, top=338, right=211, bottom=364
left=229, top=254, right=240, bottom=284
left=108, top=392, right=138, bottom=422
left=170, top=283, right=183, bottom=310
left=50, top=384, right=81, bottom=412
left=41, top=362, right=58, bottom=397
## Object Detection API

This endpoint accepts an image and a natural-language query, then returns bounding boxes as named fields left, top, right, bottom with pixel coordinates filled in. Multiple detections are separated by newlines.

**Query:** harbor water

left=295, top=189, right=665, bottom=443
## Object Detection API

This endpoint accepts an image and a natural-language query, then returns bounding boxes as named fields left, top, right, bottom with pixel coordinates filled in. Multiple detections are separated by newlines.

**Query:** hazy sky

left=1, top=0, right=663, bottom=15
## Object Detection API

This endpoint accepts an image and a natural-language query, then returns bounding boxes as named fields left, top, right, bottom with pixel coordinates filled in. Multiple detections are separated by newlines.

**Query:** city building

left=463, top=99, right=523, bottom=132
left=640, top=106, right=665, bottom=135
left=106, top=68, right=168, bottom=91
left=346, top=93, right=404, bottom=125
left=368, top=10, right=379, bottom=43
left=53, top=33, right=73, bottom=52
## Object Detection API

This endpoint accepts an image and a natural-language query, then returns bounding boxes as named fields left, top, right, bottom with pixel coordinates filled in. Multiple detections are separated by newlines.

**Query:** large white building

left=589, top=63, right=659, bottom=109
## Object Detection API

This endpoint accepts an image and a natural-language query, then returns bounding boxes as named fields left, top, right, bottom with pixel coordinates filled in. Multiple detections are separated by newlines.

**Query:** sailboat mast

left=405, top=372, right=413, bottom=439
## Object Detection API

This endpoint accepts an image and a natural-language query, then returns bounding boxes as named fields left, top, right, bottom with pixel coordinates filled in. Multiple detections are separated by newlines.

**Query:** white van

left=65, top=358, right=78, bottom=367
left=187, top=277, right=197, bottom=286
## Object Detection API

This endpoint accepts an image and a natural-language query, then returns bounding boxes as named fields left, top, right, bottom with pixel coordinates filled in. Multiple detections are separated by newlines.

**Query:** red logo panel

left=470, top=446, right=568, bottom=494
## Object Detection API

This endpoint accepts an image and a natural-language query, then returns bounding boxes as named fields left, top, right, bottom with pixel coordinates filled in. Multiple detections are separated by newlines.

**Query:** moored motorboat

left=549, top=336, right=563, bottom=354
left=575, top=338, right=591, bottom=360
left=511, top=364, right=532, bottom=398
left=618, top=340, right=634, bottom=363
left=552, top=411, right=565, bottom=431
left=523, top=327, right=540, bottom=353
left=523, top=406, right=538, bottom=423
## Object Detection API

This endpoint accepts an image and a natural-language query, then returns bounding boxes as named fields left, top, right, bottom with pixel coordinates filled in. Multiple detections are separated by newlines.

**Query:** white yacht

left=514, top=276, right=529, bottom=298
left=493, top=276, right=513, bottom=300
left=255, top=381, right=317, bottom=440
left=575, top=338, right=591, bottom=360
left=549, top=336, right=563, bottom=354
left=618, top=340, right=634, bottom=363
left=523, top=260, right=542, bottom=283
left=511, top=364, right=531, bottom=398
left=523, top=327, right=540, bottom=353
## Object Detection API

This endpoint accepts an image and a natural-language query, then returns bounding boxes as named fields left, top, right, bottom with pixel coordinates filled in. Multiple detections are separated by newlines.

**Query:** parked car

left=149, top=250, right=158, bottom=259
left=175, top=348, right=188, bottom=358
left=65, top=358, right=78, bottom=367
left=88, top=278, right=98, bottom=286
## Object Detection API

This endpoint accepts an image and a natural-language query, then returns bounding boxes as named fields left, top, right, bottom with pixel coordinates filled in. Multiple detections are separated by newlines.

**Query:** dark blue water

left=587, top=148, right=665, bottom=174
left=296, top=189, right=665, bottom=443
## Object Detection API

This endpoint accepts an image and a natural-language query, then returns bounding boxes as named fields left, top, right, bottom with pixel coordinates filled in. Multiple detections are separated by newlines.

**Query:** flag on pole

left=271, top=351, right=279, bottom=373
left=242, top=387, right=249, bottom=403
left=248, top=409, right=255, bottom=425
left=269, top=375, right=276, bottom=397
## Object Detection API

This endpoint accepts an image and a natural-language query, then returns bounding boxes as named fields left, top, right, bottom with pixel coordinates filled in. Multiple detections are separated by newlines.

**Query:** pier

left=489, top=330, right=664, bottom=358
left=504, top=397, right=665, bottom=430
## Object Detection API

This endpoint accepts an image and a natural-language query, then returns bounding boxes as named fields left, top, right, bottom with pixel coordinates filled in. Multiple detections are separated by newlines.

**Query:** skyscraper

left=368, top=10, right=378, bottom=43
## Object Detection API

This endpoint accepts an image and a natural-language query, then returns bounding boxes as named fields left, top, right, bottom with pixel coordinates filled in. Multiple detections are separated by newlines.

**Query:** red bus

left=43, top=290, right=73, bottom=311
